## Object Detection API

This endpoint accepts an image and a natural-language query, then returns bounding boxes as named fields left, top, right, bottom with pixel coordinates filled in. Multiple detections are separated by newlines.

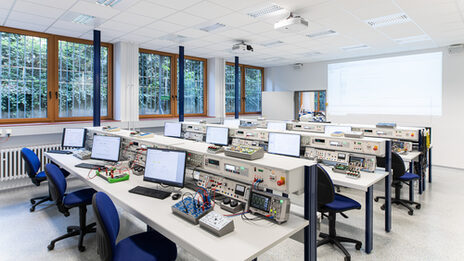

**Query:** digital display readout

left=250, top=192, right=271, bottom=212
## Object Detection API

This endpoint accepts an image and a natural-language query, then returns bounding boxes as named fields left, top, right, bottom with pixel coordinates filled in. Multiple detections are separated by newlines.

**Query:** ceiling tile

left=217, top=12, right=256, bottom=27
left=46, top=27, right=82, bottom=38
left=111, top=12, right=155, bottom=27
left=70, top=1, right=120, bottom=19
left=5, top=19, right=50, bottom=32
left=177, top=28, right=209, bottom=38
left=14, top=0, right=67, bottom=19
left=51, top=20, right=92, bottom=32
left=242, top=21, right=274, bottom=34
left=7, top=11, right=55, bottom=27
left=219, top=28, right=253, bottom=40
left=146, top=20, right=186, bottom=33
left=349, top=1, right=402, bottom=20
left=99, top=20, right=139, bottom=33
left=183, top=1, right=234, bottom=20
left=127, top=1, right=177, bottom=19
left=210, top=0, right=268, bottom=11
left=132, top=27, right=166, bottom=38
left=115, top=32, right=154, bottom=43
left=147, top=0, right=203, bottom=10
left=162, top=12, right=207, bottom=27
left=0, top=8, right=9, bottom=25
left=377, top=22, right=425, bottom=39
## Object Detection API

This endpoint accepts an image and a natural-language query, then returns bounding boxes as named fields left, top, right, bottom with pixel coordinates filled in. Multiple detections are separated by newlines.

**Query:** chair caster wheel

left=78, top=246, right=86, bottom=252
left=408, top=210, right=414, bottom=216
left=355, top=243, right=362, bottom=250
left=380, top=205, right=385, bottom=210
left=30, top=207, right=35, bottom=212
left=47, top=244, right=54, bottom=251
left=374, top=198, right=379, bottom=202
left=416, top=204, right=421, bottom=209
left=30, top=199, right=36, bottom=204
left=344, top=256, right=351, bottom=261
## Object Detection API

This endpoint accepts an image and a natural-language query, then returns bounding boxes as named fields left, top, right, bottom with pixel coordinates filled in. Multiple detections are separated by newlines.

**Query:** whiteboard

left=262, top=91, right=294, bottom=120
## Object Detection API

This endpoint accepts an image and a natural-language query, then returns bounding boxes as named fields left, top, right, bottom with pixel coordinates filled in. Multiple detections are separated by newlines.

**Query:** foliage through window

left=139, top=52, right=171, bottom=115
left=0, top=31, right=48, bottom=120
left=244, top=67, right=262, bottom=113
left=225, top=64, right=240, bottom=113
left=177, top=58, right=205, bottom=114
left=58, top=40, right=109, bottom=118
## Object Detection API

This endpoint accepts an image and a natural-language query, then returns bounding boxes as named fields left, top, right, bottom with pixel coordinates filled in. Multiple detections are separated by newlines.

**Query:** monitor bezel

left=90, top=135, right=121, bottom=162
left=206, top=126, right=229, bottom=146
left=267, top=132, right=301, bottom=158
left=164, top=122, right=182, bottom=138
left=143, top=148, right=187, bottom=188
left=61, top=128, right=87, bottom=148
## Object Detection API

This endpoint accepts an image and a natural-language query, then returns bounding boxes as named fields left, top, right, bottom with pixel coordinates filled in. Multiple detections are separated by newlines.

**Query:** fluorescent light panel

left=200, top=23, right=226, bottom=32
left=395, top=34, right=431, bottom=44
left=247, top=4, right=284, bottom=18
left=365, top=13, right=410, bottom=28
left=261, top=40, right=283, bottom=47
left=307, top=30, right=337, bottom=38
left=341, top=44, right=370, bottom=51
left=72, top=14, right=95, bottom=25
left=96, top=0, right=121, bottom=7
left=159, top=34, right=188, bottom=43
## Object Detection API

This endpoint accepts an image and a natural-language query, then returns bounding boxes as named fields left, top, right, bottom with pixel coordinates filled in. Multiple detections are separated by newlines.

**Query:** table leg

left=304, top=165, right=317, bottom=261
left=418, top=159, right=423, bottom=195
left=365, top=186, right=373, bottom=254
left=385, top=171, right=391, bottom=233
left=428, top=148, right=432, bottom=183
left=409, top=180, right=414, bottom=202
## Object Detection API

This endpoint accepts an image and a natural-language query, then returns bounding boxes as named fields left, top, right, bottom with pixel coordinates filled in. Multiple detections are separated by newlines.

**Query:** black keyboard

left=48, top=150, right=72, bottom=154
left=129, top=186, right=171, bottom=199
left=75, top=163, right=105, bottom=169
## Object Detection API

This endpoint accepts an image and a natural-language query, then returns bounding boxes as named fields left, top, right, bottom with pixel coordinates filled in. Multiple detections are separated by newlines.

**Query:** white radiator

left=0, top=144, right=62, bottom=181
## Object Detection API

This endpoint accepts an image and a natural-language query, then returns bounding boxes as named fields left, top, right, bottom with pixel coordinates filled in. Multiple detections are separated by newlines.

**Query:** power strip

left=171, top=197, right=212, bottom=224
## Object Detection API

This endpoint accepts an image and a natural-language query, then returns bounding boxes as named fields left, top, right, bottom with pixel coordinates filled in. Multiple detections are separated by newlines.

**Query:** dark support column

left=179, top=46, right=185, bottom=122
left=234, top=56, right=239, bottom=119
left=428, top=127, right=432, bottom=183
left=365, top=186, right=373, bottom=254
left=93, top=30, right=101, bottom=127
left=304, top=165, right=317, bottom=261
left=418, top=130, right=423, bottom=194
left=385, top=140, right=392, bottom=233
left=409, top=161, right=414, bottom=201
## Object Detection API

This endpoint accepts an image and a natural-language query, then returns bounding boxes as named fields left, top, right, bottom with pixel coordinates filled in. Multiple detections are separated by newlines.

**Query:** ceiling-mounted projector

left=274, top=13, right=308, bottom=32
left=232, top=41, right=254, bottom=54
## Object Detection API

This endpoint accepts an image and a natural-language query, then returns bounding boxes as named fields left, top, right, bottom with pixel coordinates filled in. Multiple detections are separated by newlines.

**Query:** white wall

left=265, top=47, right=464, bottom=169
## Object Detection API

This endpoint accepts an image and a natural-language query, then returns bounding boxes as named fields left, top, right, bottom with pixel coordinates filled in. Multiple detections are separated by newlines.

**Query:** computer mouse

left=171, top=193, right=181, bottom=200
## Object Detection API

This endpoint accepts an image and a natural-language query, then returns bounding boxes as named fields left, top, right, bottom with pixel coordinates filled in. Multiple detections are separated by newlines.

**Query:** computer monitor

left=206, top=126, right=229, bottom=146
left=143, top=148, right=186, bottom=188
left=164, top=122, right=182, bottom=138
left=267, top=132, right=301, bottom=157
left=91, top=135, right=121, bottom=162
left=267, top=122, right=287, bottom=131
left=62, top=128, right=86, bottom=148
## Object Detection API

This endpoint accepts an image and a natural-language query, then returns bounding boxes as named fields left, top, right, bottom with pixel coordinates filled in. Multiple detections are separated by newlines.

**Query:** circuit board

left=171, top=197, right=212, bottom=224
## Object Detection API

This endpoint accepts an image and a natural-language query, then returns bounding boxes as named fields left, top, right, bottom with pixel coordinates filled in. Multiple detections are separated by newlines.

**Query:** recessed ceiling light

left=261, top=40, right=284, bottom=47
left=199, top=23, right=226, bottom=32
left=307, top=30, right=338, bottom=38
left=72, top=14, right=95, bottom=25
left=247, top=4, right=284, bottom=18
left=302, top=51, right=322, bottom=56
left=365, top=13, right=410, bottom=28
left=395, top=34, right=431, bottom=44
left=96, top=0, right=121, bottom=7
left=159, top=34, right=188, bottom=43
left=341, top=44, right=370, bottom=51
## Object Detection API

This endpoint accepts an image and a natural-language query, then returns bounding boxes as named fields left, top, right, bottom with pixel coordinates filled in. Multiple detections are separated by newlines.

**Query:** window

left=225, top=64, right=240, bottom=113
left=328, top=52, right=442, bottom=116
left=139, top=51, right=173, bottom=116
left=58, top=39, right=111, bottom=118
left=0, top=30, right=48, bottom=121
left=225, top=63, right=263, bottom=115
left=178, top=58, right=206, bottom=115
left=0, top=27, right=113, bottom=124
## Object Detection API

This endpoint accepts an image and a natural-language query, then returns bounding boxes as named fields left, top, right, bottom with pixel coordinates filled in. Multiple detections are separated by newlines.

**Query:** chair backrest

left=317, top=164, right=335, bottom=207
left=377, top=152, right=405, bottom=180
left=21, top=148, right=41, bottom=183
left=44, top=163, right=67, bottom=214
left=92, top=192, right=120, bottom=261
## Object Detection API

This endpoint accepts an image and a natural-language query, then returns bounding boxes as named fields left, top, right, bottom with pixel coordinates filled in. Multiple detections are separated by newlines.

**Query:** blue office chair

left=317, top=165, right=362, bottom=261
left=21, top=148, right=71, bottom=212
left=44, top=163, right=96, bottom=252
left=92, top=191, right=178, bottom=261
left=375, top=152, right=421, bottom=215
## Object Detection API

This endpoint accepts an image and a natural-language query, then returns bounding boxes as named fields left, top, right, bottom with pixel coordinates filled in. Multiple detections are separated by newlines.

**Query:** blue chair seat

left=64, top=188, right=96, bottom=208
left=114, top=231, right=178, bottom=261
left=323, top=193, right=361, bottom=212
left=399, top=172, right=420, bottom=181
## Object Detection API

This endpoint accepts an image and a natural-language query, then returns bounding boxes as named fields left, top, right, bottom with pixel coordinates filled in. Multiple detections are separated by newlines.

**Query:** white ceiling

left=2, top=0, right=464, bottom=67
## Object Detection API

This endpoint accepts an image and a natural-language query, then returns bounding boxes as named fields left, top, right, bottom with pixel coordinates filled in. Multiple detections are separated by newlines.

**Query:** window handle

left=48, top=91, right=52, bottom=99
left=55, top=91, right=58, bottom=99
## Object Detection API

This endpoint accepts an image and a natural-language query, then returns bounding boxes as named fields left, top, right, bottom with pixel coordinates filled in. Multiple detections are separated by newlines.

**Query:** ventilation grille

left=200, top=23, right=226, bottom=32
left=72, top=14, right=95, bottom=25
left=96, top=0, right=121, bottom=7
left=395, top=34, right=431, bottom=44
left=365, top=13, right=410, bottom=28
left=159, top=34, right=188, bottom=43
left=247, top=4, right=284, bottom=18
